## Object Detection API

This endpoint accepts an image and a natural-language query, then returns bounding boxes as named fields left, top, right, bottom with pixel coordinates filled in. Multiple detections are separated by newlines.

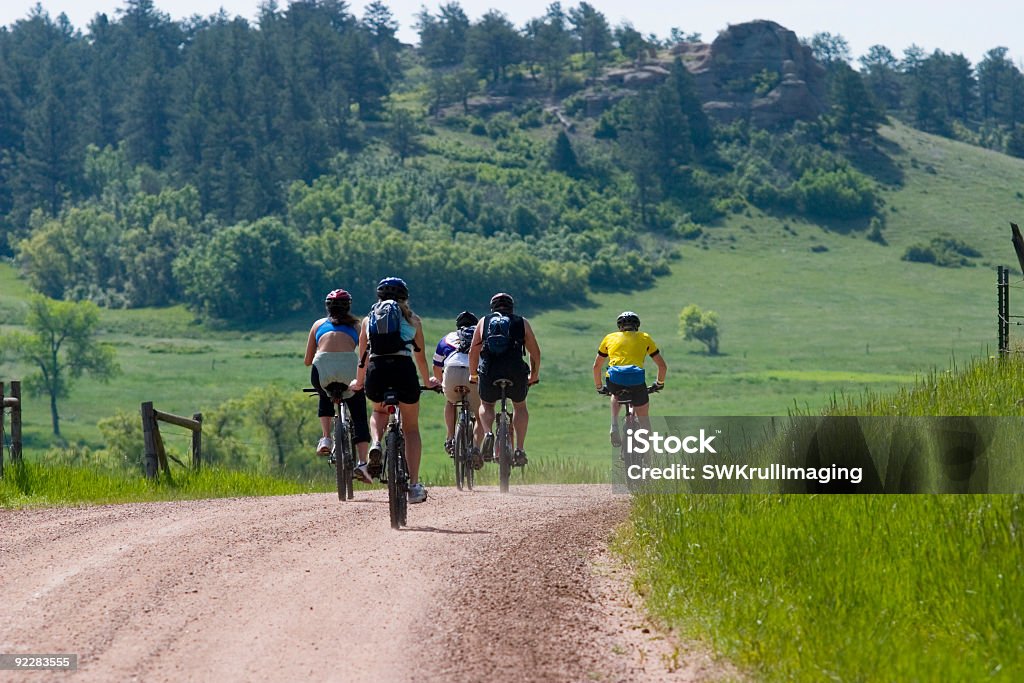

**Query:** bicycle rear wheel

left=622, top=414, right=640, bottom=492
left=455, top=410, right=475, bottom=491
left=334, top=420, right=353, bottom=501
left=497, top=413, right=512, bottom=494
left=386, top=431, right=402, bottom=529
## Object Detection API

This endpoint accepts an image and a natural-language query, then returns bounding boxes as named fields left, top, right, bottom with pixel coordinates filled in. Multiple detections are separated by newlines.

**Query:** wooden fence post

left=192, top=412, right=202, bottom=470
left=11, top=381, right=22, bottom=463
left=1, top=382, right=5, bottom=479
left=141, top=401, right=158, bottom=479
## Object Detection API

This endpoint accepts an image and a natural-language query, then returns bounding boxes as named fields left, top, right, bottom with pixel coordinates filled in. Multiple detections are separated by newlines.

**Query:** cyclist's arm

left=354, top=318, right=369, bottom=387
left=467, top=319, right=484, bottom=381
left=523, top=318, right=541, bottom=381
left=304, top=322, right=319, bottom=366
left=651, top=350, right=667, bottom=384
left=432, top=364, right=443, bottom=383
left=593, top=352, right=607, bottom=389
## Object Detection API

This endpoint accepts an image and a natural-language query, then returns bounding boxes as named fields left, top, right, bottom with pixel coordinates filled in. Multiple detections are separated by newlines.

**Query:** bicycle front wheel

left=497, top=414, right=512, bottom=494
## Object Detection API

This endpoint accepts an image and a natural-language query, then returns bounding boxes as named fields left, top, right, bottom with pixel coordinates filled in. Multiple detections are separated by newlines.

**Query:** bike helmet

left=616, top=311, right=640, bottom=331
left=490, top=292, right=515, bottom=313
left=456, top=310, right=478, bottom=328
left=325, top=289, right=352, bottom=305
left=376, top=276, right=409, bottom=301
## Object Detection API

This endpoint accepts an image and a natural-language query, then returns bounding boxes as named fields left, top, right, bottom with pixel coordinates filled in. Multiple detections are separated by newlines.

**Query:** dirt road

left=0, top=485, right=720, bottom=682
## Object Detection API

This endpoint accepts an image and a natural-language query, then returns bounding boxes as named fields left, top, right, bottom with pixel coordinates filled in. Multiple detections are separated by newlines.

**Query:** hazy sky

left=2, top=0, right=1022, bottom=67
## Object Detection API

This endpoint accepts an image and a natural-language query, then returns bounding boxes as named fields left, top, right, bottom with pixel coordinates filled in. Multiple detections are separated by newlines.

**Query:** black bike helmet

left=456, top=310, right=478, bottom=328
left=617, top=311, right=640, bottom=331
left=490, top=292, right=515, bottom=313
left=376, top=276, right=409, bottom=301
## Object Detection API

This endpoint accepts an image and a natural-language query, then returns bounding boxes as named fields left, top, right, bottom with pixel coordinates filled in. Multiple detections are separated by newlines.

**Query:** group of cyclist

left=304, top=275, right=666, bottom=504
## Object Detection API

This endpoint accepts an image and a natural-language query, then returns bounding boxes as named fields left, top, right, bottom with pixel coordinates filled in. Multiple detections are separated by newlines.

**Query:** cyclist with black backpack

left=352, top=277, right=439, bottom=504
left=468, top=293, right=541, bottom=467
left=432, top=311, right=483, bottom=469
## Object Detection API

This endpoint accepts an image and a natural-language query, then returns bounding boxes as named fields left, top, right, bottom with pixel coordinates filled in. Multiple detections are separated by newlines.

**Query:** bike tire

left=453, top=417, right=466, bottom=491
left=622, top=415, right=639, bottom=492
left=334, top=420, right=353, bottom=501
left=397, top=442, right=408, bottom=527
left=460, top=411, right=474, bottom=491
left=386, top=431, right=402, bottom=529
left=497, top=414, right=512, bottom=494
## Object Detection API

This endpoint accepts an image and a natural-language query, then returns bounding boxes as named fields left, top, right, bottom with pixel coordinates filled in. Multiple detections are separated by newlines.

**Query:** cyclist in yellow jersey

left=593, top=311, right=667, bottom=447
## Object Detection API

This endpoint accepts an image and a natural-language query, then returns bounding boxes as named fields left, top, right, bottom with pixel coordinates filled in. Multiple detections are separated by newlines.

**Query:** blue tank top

left=315, top=319, right=359, bottom=345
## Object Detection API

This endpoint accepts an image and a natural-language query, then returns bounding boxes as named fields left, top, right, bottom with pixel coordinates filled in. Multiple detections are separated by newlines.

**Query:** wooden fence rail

left=1, top=381, right=23, bottom=479
left=141, top=401, right=202, bottom=480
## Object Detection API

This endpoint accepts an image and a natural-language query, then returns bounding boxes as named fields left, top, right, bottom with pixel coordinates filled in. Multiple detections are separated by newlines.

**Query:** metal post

left=998, top=267, right=1009, bottom=355
left=11, top=381, right=22, bottom=463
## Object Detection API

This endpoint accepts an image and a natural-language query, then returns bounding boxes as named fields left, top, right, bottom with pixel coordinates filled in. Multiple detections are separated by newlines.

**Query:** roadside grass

left=622, top=356, right=1024, bottom=681
left=622, top=494, right=1024, bottom=681
left=0, top=460, right=331, bottom=508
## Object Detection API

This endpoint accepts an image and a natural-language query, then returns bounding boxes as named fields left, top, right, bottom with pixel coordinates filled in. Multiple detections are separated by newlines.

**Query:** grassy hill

left=3, top=120, right=1024, bottom=476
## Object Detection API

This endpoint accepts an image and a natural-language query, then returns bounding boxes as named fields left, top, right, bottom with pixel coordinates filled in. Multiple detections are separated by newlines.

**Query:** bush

left=795, top=167, right=878, bottom=219
left=902, top=236, right=981, bottom=267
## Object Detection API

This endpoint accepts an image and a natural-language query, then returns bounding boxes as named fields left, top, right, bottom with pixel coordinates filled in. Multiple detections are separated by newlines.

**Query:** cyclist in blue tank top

left=304, top=289, right=373, bottom=484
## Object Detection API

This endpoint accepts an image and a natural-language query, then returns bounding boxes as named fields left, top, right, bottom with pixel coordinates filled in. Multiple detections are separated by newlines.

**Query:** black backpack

left=367, top=300, right=407, bottom=355
left=483, top=312, right=522, bottom=358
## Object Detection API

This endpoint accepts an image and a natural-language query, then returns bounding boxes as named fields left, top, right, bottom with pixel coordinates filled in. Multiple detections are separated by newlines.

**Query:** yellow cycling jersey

left=597, top=331, right=660, bottom=369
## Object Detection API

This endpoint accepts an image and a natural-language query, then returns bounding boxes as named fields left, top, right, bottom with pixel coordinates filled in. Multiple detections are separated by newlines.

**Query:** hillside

left=3, top=121, right=1023, bottom=471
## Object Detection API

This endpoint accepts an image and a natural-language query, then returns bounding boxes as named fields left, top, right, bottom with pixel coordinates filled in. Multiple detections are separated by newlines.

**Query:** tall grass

left=0, top=461, right=330, bottom=508
left=624, top=356, right=1024, bottom=681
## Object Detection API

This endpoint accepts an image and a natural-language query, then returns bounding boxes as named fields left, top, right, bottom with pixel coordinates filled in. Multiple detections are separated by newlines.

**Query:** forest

left=2, top=0, right=1023, bottom=319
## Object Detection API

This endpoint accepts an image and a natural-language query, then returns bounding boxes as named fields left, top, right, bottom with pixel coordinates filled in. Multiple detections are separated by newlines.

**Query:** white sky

left=2, top=0, right=1022, bottom=67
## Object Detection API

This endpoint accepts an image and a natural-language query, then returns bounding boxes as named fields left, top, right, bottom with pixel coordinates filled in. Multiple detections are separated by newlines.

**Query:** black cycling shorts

left=479, top=364, right=530, bottom=404
left=605, top=380, right=649, bottom=407
left=365, top=355, right=421, bottom=405
left=310, top=366, right=371, bottom=444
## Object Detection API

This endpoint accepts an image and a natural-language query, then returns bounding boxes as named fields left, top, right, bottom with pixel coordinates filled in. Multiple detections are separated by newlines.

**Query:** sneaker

left=367, top=442, right=383, bottom=478
left=470, top=446, right=484, bottom=470
left=317, top=437, right=332, bottom=456
left=481, top=432, right=495, bottom=462
left=610, top=429, right=621, bottom=448
left=513, top=449, right=528, bottom=467
left=353, top=462, right=373, bottom=485
left=408, top=483, right=427, bottom=504
left=444, top=438, right=455, bottom=456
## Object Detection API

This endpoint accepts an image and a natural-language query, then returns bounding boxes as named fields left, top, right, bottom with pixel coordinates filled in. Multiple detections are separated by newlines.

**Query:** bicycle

left=381, top=385, right=440, bottom=529
left=304, top=383, right=356, bottom=501
left=599, top=383, right=662, bottom=480
left=451, top=386, right=476, bottom=491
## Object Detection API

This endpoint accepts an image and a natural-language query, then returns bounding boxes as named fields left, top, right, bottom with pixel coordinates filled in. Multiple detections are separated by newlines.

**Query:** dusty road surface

left=0, top=485, right=721, bottom=682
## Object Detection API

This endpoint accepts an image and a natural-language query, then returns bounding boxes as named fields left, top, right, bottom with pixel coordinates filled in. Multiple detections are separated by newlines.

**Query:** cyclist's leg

left=399, top=401, right=422, bottom=484
left=344, top=389, right=372, bottom=463
left=631, top=387, right=652, bottom=431
left=444, top=401, right=456, bottom=442
left=311, top=366, right=333, bottom=444
left=511, top=399, right=529, bottom=450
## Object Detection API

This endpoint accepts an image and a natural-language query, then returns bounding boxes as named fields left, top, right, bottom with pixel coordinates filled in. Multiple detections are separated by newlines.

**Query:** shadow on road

left=401, top=526, right=494, bottom=535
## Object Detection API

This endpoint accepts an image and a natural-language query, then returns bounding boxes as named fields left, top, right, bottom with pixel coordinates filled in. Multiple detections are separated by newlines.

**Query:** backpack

left=455, top=325, right=475, bottom=354
left=607, top=364, right=646, bottom=386
left=483, top=313, right=520, bottom=358
left=367, top=300, right=407, bottom=355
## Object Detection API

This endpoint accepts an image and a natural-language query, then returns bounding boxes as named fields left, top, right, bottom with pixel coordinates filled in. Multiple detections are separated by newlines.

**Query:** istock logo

left=627, top=428, right=717, bottom=455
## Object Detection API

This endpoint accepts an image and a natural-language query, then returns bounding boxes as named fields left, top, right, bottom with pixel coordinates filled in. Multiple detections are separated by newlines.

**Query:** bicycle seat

left=324, top=381, right=353, bottom=401
left=493, top=378, right=514, bottom=388
left=383, top=390, right=400, bottom=406
left=453, top=385, right=470, bottom=395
